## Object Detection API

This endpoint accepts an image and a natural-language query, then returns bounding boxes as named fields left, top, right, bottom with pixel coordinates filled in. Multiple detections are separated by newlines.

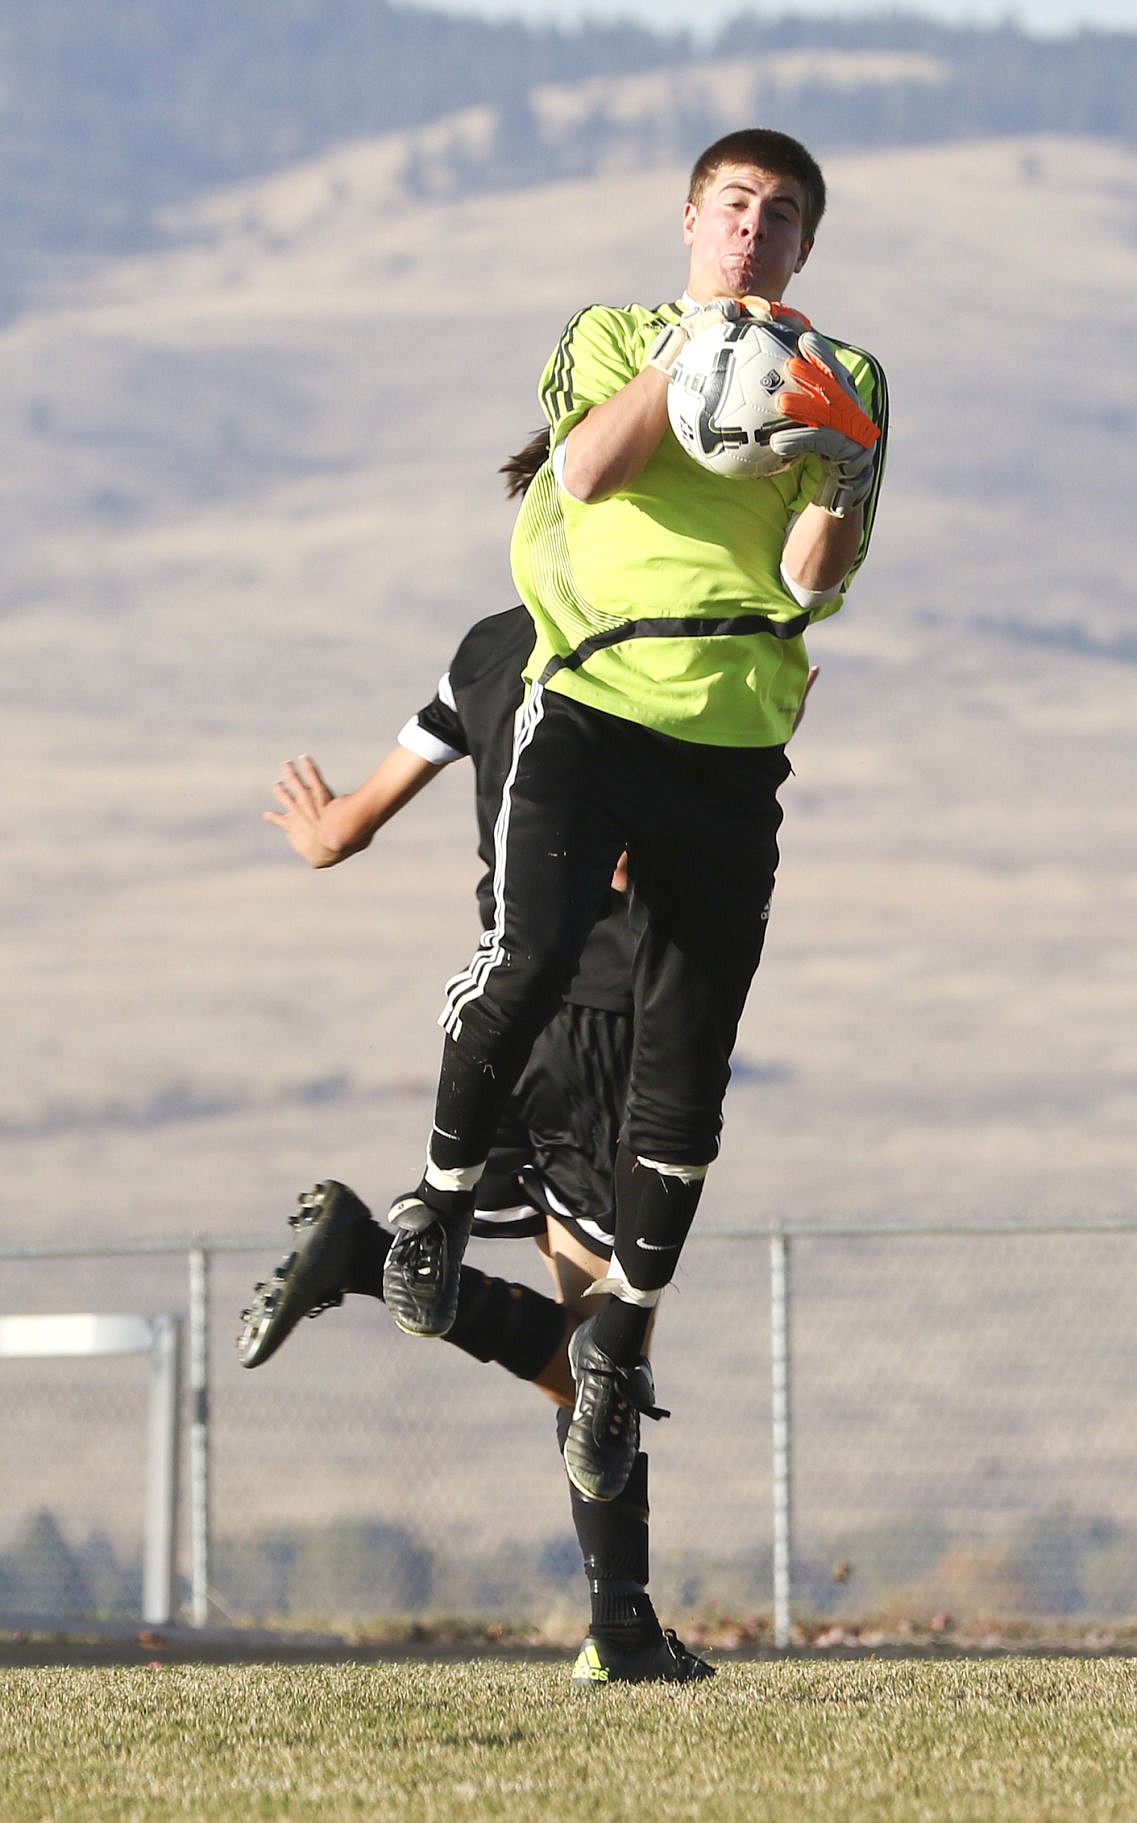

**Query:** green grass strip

left=3, top=1658, right=1137, bottom=1822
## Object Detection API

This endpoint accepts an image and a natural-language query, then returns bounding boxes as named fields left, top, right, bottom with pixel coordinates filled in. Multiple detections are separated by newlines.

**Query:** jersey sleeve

left=841, top=344, right=889, bottom=584
left=537, top=305, right=657, bottom=448
left=398, top=671, right=467, bottom=766
left=834, top=342, right=889, bottom=590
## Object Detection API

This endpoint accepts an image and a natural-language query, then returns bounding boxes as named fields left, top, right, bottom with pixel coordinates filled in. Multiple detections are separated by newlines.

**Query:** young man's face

left=683, top=164, right=814, bottom=304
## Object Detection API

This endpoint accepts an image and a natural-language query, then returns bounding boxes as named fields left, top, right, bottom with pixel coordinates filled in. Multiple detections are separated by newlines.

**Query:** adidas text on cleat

left=382, top=1195, right=474, bottom=1338
left=571, top=1630, right=715, bottom=1686
left=237, top=1180, right=371, bottom=1368
left=563, top=1316, right=669, bottom=1503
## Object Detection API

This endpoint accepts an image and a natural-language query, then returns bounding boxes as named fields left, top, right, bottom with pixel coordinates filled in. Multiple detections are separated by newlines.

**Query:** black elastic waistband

left=538, top=609, right=812, bottom=685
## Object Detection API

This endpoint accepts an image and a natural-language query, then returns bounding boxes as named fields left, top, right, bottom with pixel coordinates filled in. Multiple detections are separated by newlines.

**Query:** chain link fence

left=2, top=1220, right=1136, bottom=1640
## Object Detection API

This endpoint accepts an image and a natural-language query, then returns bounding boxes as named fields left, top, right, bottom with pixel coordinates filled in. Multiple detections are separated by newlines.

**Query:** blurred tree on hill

left=1, top=0, right=1133, bottom=298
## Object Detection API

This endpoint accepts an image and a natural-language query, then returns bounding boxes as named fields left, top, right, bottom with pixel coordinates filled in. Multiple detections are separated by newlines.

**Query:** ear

left=682, top=199, right=698, bottom=246
left=794, top=234, right=815, bottom=274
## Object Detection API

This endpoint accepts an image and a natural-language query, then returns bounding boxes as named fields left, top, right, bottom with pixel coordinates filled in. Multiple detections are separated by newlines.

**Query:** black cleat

left=382, top=1195, right=474, bottom=1338
left=237, top=1180, right=371, bottom=1368
left=571, top=1629, right=714, bottom=1686
left=563, top=1316, right=669, bottom=1503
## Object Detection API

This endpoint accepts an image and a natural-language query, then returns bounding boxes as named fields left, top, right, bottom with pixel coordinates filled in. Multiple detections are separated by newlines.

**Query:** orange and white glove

left=738, top=295, right=813, bottom=335
left=648, top=294, right=813, bottom=375
left=769, top=329, right=881, bottom=516
left=645, top=296, right=743, bottom=376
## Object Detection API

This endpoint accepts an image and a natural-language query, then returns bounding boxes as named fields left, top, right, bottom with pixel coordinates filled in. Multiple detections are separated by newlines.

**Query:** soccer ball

left=666, top=314, right=803, bottom=479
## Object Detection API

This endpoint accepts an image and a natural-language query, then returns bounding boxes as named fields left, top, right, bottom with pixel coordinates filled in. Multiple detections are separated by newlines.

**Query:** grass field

left=4, top=1657, right=1137, bottom=1822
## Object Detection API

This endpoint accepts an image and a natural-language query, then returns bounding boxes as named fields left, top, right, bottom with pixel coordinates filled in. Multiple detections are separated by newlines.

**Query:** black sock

left=346, top=1220, right=566, bottom=1384
left=344, top=1218, right=390, bottom=1295
left=445, top=1273, right=568, bottom=1382
left=591, top=1145, right=705, bottom=1365
left=413, top=1175, right=477, bottom=1223
left=557, top=1409, right=662, bottom=1652
left=590, top=1295, right=652, bottom=1366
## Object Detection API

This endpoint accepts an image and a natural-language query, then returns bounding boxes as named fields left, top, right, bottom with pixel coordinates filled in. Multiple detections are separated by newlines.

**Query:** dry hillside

left=1, top=129, right=1135, bottom=1250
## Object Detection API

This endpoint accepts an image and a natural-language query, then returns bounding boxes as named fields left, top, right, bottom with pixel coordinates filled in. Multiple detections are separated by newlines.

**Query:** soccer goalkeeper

left=379, top=128, right=888, bottom=1509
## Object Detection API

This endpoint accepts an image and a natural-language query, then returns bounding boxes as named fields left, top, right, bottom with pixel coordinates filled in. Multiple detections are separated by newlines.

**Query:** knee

left=624, top=1109, right=723, bottom=1169
left=468, top=945, right=576, bottom=1039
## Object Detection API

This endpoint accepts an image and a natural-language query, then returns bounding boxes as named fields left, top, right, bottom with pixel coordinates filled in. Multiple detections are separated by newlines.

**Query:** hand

left=792, top=665, right=819, bottom=735
left=768, top=423, right=877, bottom=516
left=769, top=332, right=881, bottom=516
left=645, top=297, right=743, bottom=376
left=777, top=330, right=880, bottom=448
left=738, top=296, right=813, bottom=334
left=264, top=755, right=344, bottom=868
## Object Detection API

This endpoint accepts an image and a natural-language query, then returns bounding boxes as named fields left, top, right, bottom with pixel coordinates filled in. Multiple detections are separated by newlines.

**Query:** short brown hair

left=688, top=130, right=826, bottom=241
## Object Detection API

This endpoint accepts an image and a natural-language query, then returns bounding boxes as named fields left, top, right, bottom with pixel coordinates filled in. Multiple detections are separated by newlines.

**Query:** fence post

left=188, top=1246, right=210, bottom=1628
left=143, top=1314, right=181, bottom=1627
left=770, top=1231, right=793, bottom=1649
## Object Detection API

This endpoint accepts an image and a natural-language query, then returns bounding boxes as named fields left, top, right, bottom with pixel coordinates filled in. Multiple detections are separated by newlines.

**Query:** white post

left=143, top=1314, right=181, bottom=1626
left=0, top=1313, right=182, bottom=1628
left=188, top=1247, right=210, bottom=1628
left=770, top=1233, right=793, bottom=1649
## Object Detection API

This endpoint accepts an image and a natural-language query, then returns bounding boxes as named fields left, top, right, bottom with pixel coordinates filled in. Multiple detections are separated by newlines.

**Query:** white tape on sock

left=424, top=1153, right=485, bottom=1195
left=585, top=1254, right=663, bottom=1309
left=636, top=1156, right=710, bottom=1185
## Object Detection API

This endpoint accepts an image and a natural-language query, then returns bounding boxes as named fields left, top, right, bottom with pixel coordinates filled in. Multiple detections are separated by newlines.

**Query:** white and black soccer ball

left=666, top=314, right=803, bottom=479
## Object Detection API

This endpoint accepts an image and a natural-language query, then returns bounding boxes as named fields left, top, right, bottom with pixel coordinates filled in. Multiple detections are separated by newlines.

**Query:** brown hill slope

left=1, top=131, right=1135, bottom=1244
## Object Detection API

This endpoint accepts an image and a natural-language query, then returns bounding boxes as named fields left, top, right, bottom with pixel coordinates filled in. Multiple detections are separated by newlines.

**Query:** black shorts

left=471, top=1001, right=632, bottom=1261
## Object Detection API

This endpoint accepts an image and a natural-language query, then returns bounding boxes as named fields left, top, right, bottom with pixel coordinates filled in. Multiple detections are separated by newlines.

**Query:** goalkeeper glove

left=648, top=295, right=815, bottom=377
left=738, top=295, right=813, bottom=335
left=769, top=330, right=881, bottom=516
left=645, top=297, right=743, bottom=376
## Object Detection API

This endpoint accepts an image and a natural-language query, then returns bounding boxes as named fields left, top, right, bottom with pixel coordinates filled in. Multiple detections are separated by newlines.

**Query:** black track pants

left=432, top=685, right=789, bottom=1173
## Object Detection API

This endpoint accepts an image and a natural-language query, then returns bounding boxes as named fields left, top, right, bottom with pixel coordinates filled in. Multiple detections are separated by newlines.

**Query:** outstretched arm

left=264, top=747, right=439, bottom=869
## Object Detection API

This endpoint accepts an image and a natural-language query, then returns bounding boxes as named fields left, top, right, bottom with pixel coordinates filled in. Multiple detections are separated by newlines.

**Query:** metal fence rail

left=2, top=1219, right=1136, bottom=1641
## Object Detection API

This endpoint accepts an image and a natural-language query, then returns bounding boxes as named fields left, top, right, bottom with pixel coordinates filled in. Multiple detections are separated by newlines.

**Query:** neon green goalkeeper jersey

left=510, top=298, right=888, bottom=747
